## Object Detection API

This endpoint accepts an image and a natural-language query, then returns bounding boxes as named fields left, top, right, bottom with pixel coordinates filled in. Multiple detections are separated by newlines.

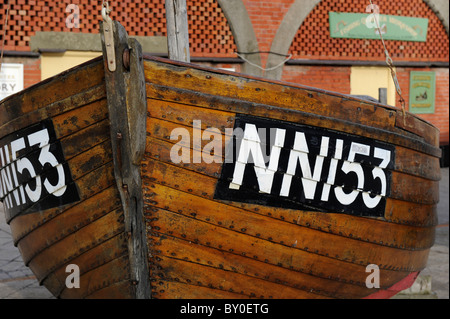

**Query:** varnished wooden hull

left=0, top=58, right=137, bottom=298
left=0, top=22, right=440, bottom=299
left=141, top=56, right=440, bottom=299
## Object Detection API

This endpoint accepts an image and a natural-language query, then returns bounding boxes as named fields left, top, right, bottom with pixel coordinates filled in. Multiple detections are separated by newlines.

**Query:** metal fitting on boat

left=123, top=48, right=131, bottom=71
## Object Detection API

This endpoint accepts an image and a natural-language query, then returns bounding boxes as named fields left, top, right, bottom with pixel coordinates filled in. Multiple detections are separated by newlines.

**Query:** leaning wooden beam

left=165, top=0, right=191, bottom=62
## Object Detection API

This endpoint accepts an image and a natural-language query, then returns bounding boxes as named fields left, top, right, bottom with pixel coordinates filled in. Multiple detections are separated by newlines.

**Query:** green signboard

left=329, top=12, right=428, bottom=42
left=409, top=71, right=435, bottom=114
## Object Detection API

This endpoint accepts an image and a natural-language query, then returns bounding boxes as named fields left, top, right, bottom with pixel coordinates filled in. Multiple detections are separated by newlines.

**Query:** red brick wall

left=291, top=0, right=449, bottom=63
left=281, top=65, right=351, bottom=94
left=1, top=0, right=447, bottom=145
left=242, top=0, right=295, bottom=67
left=0, top=0, right=236, bottom=58
left=2, top=56, right=41, bottom=90
left=23, top=58, right=41, bottom=88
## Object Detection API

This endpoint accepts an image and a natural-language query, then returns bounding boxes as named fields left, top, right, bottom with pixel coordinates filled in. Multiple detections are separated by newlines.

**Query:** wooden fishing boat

left=0, top=21, right=440, bottom=299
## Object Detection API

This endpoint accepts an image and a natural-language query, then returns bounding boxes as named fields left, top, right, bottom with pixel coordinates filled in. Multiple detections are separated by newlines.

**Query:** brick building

left=1, top=0, right=448, bottom=164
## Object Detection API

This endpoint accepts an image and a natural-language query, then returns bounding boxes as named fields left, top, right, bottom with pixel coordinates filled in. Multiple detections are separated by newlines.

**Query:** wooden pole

left=165, top=0, right=190, bottom=63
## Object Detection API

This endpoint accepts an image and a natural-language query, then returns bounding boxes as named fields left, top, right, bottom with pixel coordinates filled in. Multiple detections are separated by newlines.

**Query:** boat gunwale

left=142, top=54, right=441, bottom=135
left=144, top=80, right=441, bottom=158
left=0, top=56, right=103, bottom=107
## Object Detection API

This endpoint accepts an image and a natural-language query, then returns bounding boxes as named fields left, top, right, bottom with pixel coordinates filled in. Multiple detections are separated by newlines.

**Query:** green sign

left=409, top=71, right=435, bottom=114
left=329, top=12, right=428, bottom=42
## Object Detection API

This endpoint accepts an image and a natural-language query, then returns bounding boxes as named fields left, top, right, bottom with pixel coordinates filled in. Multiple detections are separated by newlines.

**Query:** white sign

left=0, top=63, right=24, bottom=101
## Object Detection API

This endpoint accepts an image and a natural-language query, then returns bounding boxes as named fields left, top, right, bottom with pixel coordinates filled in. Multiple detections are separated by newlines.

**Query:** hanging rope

left=235, top=51, right=292, bottom=72
left=0, top=0, right=11, bottom=74
left=367, top=0, right=406, bottom=121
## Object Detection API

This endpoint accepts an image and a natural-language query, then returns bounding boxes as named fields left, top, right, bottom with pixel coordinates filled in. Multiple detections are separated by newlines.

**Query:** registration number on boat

left=0, top=120, right=79, bottom=217
left=215, top=115, right=395, bottom=217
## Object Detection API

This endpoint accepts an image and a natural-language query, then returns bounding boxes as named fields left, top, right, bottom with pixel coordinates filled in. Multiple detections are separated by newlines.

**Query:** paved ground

left=0, top=212, right=54, bottom=299
left=421, top=167, right=449, bottom=299
left=0, top=168, right=448, bottom=299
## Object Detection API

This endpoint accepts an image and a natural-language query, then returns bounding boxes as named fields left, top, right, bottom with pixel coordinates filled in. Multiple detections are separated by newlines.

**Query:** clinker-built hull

left=0, top=22, right=440, bottom=299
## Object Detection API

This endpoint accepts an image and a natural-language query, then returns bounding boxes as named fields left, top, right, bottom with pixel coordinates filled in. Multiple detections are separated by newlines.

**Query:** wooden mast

left=165, top=0, right=190, bottom=62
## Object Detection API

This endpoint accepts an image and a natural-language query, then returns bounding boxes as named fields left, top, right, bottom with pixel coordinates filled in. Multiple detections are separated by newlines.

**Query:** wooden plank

left=60, top=119, right=111, bottom=160
left=42, top=233, right=129, bottom=297
left=142, top=158, right=435, bottom=248
left=60, top=255, right=132, bottom=298
left=0, top=59, right=104, bottom=129
left=17, top=186, right=122, bottom=264
left=385, top=199, right=437, bottom=227
left=86, top=280, right=135, bottom=299
left=391, top=171, right=439, bottom=205
left=152, top=255, right=330, bottom=299
left=0, top=85, right=106, bottom=139
left=147, top=98, right=235, bottom=130
left=152, top=280, right=251, bottom=299
left=52, top=99, right=109, bottom=139
left=142, top=158, right=217, bottom=198
left=142, top=136, right=438, bottom=206
left=68, top=139, right=113, bottom=180
left=146, top=117, right=231, bottom=158
left=150, top=234, right=376, bottom=298
left=144, top=181, right=430, bottom=271
left=145, top=83, right=441, bottom=158
left=395, top=146, right=441, bottom=181
left=147, top=207, right=421, bottom=290
left=9, top=161, right=116, bottom=243
left=395, top=110, right=440, bottom=147
left=144, top=136, right=223, bottom=178
left=143, top=61, right=396, bottom=132
left=147, top=110, right=440, bottom=181
left=144, top=55, right=439, bottom=148
left=28, top=207, right=125, bottom=283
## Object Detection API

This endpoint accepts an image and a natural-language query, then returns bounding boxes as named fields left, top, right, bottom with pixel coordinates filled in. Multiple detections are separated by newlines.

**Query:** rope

left=0, top=0, right=11, bottom=74
left=235, top=51, right=292, bottom=72
left=236, top=51, right=291, bottom=58
left=367, top=0, right=407, bottom=121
